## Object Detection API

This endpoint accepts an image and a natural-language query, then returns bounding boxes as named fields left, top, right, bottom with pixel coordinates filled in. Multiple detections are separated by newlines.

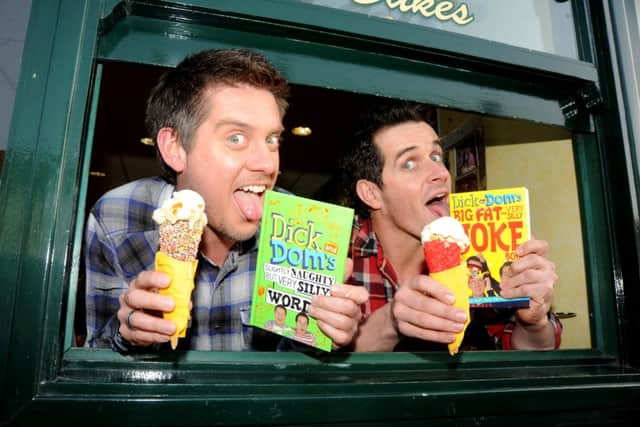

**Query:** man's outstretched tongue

left=234, top=190, right=263, bottom=222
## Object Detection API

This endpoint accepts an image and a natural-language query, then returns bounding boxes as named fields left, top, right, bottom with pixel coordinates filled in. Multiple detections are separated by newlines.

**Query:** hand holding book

left=450, top=187, right=532, bottom=308
left=449, top=187, right=560, bottom=349
left=499, top=238, right=558, bottom=346
left=308, top=259, right=369, bottom=349
left=250, top=191, right=366, bottom=351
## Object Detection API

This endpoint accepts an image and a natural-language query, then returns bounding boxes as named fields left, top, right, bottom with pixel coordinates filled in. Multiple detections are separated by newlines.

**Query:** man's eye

left=266, top=135, right=281, bottom=146
left=229, top=134, right=245, bottom=145
left=402, top=160, right=415, bottom=170
left=431, top=153, right=443, bottom=163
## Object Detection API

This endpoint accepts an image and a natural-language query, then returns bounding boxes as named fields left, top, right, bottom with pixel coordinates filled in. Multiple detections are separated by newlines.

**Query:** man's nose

left=429, top=159, right=451, bottom=183
left=248, top=140, right=277, bottom=173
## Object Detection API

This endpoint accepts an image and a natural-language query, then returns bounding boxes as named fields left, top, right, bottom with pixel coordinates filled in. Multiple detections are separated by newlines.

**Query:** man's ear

left=355, top=179, right=383, bottom=211
left=156, top=127, right=187, bottom=173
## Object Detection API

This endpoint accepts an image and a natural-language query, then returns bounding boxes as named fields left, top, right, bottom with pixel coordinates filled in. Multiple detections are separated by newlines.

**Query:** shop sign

left=297, top=0, right=579, bottom=59
left=352, top=0, right=473, bottom=26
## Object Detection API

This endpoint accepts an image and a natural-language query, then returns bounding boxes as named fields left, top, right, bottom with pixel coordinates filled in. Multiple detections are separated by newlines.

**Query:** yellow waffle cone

left=431, top=263, right=470, bottom=355
left=155, top=251, right=198, bottom=349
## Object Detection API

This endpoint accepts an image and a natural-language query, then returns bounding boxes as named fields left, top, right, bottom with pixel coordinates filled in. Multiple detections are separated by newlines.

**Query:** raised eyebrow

left=214, top=119, right=251, bottom=132
left=394, top=145, right=419, bottom=162
left=215, top=120, right=285, bottom=136
left=431, top=141, right=444, bottom=157
left=394, top=140, right=441, bottom=162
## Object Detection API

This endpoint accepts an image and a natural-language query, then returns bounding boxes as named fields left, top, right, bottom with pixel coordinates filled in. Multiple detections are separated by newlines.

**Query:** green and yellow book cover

left=449, top=187, right=531, bottom=308
left=249, top=190, right=354, bottom=351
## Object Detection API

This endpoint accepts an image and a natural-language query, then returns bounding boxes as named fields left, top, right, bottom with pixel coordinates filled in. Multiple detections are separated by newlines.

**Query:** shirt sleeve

left=84, top=211, right=130, bottom=350
left=494, top=312, right=563, bottom=350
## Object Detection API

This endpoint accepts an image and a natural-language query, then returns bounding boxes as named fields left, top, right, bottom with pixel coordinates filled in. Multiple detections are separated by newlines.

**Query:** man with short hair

left=341, top=101, right=561, bottom=352
left=85, top=48, right=367, bottom=352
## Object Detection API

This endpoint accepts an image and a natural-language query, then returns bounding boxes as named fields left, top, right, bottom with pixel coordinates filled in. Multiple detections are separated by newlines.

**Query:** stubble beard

left=214, top=218, right=259, bottom=246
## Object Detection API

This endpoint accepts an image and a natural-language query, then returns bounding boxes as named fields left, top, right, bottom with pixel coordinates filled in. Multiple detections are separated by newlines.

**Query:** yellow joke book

left=249, top=190, right=354, bottom=351
left=449, top=187, right=531, bottom=308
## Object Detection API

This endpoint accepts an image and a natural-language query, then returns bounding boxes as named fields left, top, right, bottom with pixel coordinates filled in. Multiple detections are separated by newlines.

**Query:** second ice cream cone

left=430, top=263, right=470, bottom=355
left=421, top=216, right=471, bottom=355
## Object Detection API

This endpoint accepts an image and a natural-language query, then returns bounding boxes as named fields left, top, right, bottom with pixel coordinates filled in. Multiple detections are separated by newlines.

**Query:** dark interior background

left=87, top=60, right=391, bottom=214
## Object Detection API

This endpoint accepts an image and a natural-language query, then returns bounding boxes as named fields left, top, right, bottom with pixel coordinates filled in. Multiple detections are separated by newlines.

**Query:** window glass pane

left=298, top=0, right=579, bottom=59
left=74, top=61, right=589, bottom=351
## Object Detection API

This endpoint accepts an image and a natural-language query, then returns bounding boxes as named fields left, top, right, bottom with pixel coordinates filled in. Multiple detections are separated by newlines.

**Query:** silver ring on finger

left=126, top=309, right=138, bottom=331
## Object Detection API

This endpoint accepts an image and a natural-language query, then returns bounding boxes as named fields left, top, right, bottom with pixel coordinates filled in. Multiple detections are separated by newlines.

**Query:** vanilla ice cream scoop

left=152, top=189, right=207, bottom=229
left=421, top=216, right=470, bottom=251
left=153, top=189, right=207, bottom=262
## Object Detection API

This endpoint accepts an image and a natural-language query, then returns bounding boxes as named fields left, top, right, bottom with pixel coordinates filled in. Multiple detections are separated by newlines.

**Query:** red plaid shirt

left=348, top=216, right=562, bottom=350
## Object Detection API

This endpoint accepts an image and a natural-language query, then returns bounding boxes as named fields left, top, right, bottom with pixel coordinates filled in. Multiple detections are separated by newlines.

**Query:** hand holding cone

left=152, top=189, right=207, bottom=349
left=421, top=217, right=470, bottom=355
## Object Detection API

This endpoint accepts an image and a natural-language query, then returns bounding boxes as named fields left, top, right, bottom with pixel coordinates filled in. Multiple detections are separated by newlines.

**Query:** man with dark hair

left=341, top=101, right=561, bottom=352
left=85, top=48, right=367, bottom=352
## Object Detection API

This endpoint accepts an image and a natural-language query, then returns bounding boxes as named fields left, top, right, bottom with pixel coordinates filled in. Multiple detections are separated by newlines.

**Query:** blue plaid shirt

left=84, top=177, right=279, bottom=352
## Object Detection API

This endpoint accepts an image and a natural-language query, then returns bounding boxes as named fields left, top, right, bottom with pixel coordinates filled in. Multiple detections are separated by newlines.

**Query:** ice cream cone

left=152, top=190, right=207, bottom=349
left=430, top=264, right=470, bottom=355
left=156, top=251, right=198, bottom=349
left=421, top=217, right=470, bottom=355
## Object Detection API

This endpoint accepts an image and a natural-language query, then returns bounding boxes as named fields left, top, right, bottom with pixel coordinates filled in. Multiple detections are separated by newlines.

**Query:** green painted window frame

left=2, top=0, right=640, bottom=425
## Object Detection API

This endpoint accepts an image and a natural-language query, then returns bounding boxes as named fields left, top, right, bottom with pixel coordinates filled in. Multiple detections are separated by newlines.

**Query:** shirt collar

left=156, top=181, right=175, bottom=209
left=351, top=216, right=379, bottom=259
left=197, top=229, right=257, bottom=269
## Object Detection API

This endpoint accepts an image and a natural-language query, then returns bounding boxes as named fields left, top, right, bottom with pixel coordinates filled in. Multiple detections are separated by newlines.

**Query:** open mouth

left=427, top=193, right=447, bottom=205
left=234, top=184, right=268, bottom=221
left=240, top=185, right=267, bottom=194
left=426, top=193, right=449, bottom=217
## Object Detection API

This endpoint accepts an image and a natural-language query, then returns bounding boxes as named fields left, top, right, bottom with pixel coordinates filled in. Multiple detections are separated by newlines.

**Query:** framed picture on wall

left=441, top=116, right=486, bottom=192
left=456, top=145, right=478, bottom=178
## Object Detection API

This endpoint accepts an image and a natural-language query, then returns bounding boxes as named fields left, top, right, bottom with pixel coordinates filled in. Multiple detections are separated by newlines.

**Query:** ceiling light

left=90, top=171, right=106, bottom=177
left=291, top=126, right=312, bottom=136
left=140, top=137, right=155, bottom=146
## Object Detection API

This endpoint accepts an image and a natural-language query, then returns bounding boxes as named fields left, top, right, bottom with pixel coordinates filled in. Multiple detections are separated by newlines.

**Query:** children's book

left=449, top=187, right=531, bottom=308
left=249, top=190, right=354, bottom=351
